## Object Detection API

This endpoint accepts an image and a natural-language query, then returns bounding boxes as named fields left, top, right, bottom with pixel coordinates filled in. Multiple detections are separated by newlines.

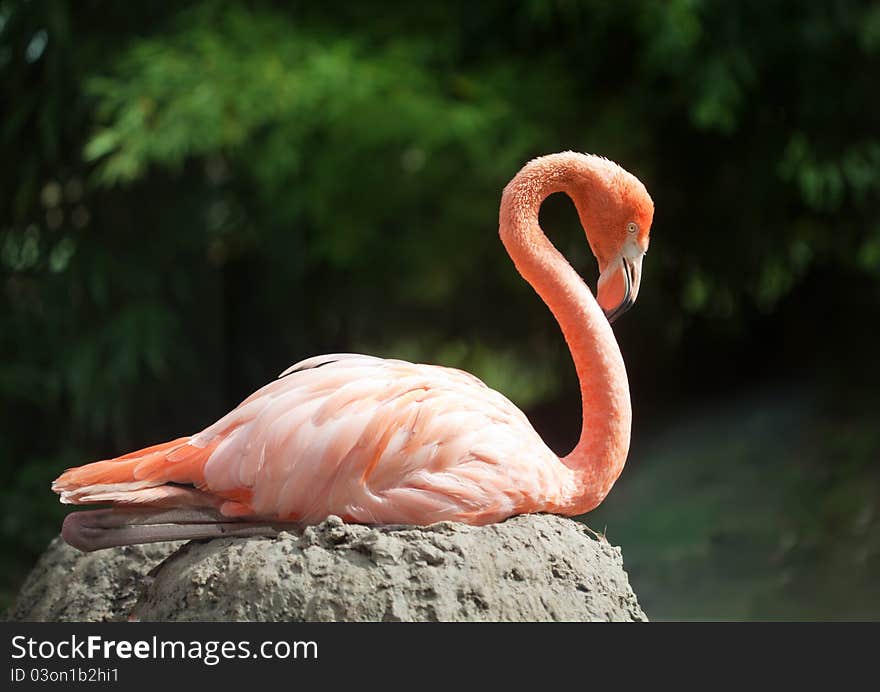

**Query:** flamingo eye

left=626, top=222, right=638, bottom=234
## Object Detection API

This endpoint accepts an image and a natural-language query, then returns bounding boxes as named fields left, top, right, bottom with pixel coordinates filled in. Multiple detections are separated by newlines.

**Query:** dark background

left=2, top=0, right=878, bottom=619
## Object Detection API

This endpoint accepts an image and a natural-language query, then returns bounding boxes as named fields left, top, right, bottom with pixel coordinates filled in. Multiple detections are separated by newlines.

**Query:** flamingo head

left=575, top=158, right=654, bottom=323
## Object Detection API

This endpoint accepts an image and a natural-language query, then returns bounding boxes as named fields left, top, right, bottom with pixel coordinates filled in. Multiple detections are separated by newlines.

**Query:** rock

left=7, top=536, right=183, bottom=622
left=8, top=514, right=647, bottom=622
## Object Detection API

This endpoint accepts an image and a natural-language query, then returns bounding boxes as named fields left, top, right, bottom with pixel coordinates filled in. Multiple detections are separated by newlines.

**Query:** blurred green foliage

left=2, top=0, right=879, bottom=617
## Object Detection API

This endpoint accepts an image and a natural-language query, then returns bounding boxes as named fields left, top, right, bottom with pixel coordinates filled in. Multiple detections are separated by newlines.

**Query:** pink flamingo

left=53, top=152, right=654, bottom=551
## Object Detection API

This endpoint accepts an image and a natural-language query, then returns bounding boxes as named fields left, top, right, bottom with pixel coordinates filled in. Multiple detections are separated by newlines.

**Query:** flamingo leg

left=62, top=508, right=301, bottom=552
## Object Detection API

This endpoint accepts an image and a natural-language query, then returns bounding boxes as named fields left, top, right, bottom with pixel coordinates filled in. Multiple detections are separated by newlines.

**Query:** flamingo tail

left=51, top=436, right=220, bottom=508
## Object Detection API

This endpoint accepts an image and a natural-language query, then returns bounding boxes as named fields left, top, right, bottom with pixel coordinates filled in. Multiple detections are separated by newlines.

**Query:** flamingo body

left=55, top=354, right=571, bottom=525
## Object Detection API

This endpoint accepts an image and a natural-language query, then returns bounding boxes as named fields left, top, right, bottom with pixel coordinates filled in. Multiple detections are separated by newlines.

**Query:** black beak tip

left=604, top=298, right=634, bottom=324
left=603, top=308, right=621, bottom=324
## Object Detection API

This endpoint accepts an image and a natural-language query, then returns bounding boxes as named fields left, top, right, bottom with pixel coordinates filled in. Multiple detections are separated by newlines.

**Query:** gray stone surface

left=8, top=514, right=646, bottom=622
left=7, top=536, right=183, bottom=622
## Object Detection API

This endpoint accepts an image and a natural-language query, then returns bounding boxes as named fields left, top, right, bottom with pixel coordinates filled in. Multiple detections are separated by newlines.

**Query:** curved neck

left=498, top=153, right=631, bottom=513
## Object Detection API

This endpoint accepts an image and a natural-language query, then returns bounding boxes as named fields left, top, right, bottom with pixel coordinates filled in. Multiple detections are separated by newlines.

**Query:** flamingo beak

left=597, top=253, right=643, bottom=323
